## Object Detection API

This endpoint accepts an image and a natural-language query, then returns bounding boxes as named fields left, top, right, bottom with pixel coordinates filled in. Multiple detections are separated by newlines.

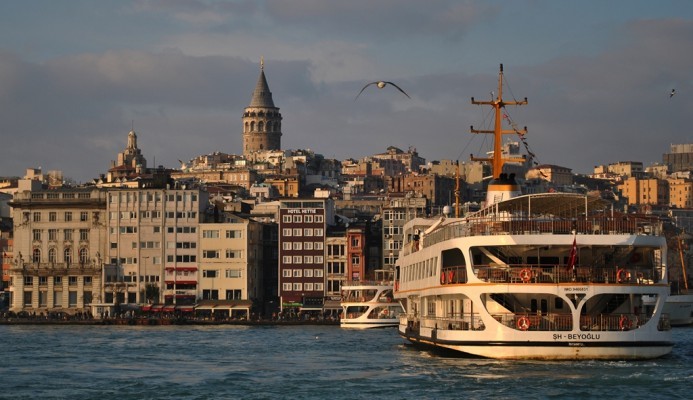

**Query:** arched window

left=48, top=248, right=57, bottom=263
left=266, top=122, right=272, bottom=132
left=258, top=121, right=264, bottom=132
left=79, top=248, right=89, bottom=264
left=32, top=248, right=41, bottom=263
left=244, top=122, right=249, bottom=133
left=250, top=121, right=255, bottom=132
left=64, top=248, right=72, bottom=264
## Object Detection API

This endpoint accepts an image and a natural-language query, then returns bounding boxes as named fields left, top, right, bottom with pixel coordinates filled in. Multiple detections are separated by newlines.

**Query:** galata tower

left=242, top=58, right=282, bottom=157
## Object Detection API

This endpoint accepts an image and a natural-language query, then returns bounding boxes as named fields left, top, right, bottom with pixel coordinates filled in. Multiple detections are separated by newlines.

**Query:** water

left=1, top=324, right=691, bottom=399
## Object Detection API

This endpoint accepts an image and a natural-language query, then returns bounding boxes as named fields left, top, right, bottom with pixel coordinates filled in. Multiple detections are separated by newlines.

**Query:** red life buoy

left=617, top=268, right=630, bottom=283
left=440, top=271, right=446, bottom=285
left=520, top=268, right=532, bottom=283
left=619, top=315, right=632, bottom=331
left=517, top=316, right=531, bottom=331
left=447, top=270, right=455, bottom=284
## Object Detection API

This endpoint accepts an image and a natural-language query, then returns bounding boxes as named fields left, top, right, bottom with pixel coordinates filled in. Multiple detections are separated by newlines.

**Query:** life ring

left=617, top=268, right=630, bottom=283
left=619, top=315, right=632, bottom=331
left=517, top=316, right=531, bottom=331
left=440, top=271, right=446, bottom=285
left=520, top=268, right=532, bottom=283
left=447, top=270, right=455, bottom=284
left=382, top=309, right=389, bottom=316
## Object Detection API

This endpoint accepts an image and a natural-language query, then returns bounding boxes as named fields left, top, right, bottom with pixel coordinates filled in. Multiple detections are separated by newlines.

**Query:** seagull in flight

left=355, top=81, right=411, bottom=100
left=670, top=89, right=676, bottom=98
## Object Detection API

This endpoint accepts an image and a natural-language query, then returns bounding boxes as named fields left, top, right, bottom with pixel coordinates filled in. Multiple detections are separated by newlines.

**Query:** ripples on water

left=1, top=325, right=691, bottom=399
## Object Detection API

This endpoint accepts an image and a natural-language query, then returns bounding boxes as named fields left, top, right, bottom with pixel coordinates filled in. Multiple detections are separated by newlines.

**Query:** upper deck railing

left=411, top=215, right=662, bottom=255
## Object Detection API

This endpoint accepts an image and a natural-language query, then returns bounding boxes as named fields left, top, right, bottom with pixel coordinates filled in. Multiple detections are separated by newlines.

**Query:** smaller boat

left=340, top=269, right=405, bottom=329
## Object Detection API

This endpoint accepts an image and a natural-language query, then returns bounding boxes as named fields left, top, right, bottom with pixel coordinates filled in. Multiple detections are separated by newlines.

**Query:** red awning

left=163, top=305, right=176, bottom=312
left=141, top=305, right=152, bottom=311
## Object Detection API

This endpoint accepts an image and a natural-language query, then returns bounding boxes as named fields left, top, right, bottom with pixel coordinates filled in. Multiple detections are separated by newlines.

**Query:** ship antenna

left=470, top=64, right=527, bottom=179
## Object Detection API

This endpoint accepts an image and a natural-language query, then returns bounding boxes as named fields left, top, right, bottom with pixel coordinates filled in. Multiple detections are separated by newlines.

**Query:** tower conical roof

left=248, top=65, right=275, bottom=108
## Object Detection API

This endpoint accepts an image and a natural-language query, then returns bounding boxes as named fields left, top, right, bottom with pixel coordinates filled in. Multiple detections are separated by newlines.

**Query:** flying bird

left=355, top=81, right=411, bottom=100
left=670, top=89, right=676, bottom=98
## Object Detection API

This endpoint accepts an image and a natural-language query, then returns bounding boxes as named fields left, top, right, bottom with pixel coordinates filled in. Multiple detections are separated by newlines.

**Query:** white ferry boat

left=393, top=65, right=673, bottom=360
left=341, top=270, right=405, bottom=329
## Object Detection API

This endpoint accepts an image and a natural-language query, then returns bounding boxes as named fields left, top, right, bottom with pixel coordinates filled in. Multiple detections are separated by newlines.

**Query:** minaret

left=242, top=58, right=283, bottom=157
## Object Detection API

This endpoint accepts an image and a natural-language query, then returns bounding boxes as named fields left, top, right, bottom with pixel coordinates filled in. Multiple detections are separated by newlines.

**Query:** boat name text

left=553, top=333, right=601, bottom=341
left=562, top=287, right=588, bottom=292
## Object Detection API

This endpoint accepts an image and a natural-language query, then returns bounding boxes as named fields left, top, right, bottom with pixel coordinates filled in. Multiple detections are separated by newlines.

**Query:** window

left=282, top=269, right=292, bottom=277
left=226, top=250, right=243, bottom=259
left=282, top=255, right=292, bottom=264
left=315, top=283, right=324, bottom=291
left=226, top=289, right=242, bottom=300
left=69, top=276, right=78, bottom=286
left=80, top=212, right=88, bottom=222
left=304, top=228, right=313, bottom=236
left=49, top=212, right=57, bottom=222
left=315, top=256, right=324, bottom=264
left=304, top=242, right=314, bottom=250
left=64, top=212, right=72, bottom=222
left=314, top=228, right=324, bottom=237
left=293, top=269, right=303, bottom=277
left=304, top=215, right=313, bottom=223
left=225, top=230, right=242, bottom=239
left=282, top=215, right=292, bottom=223
left=48, top=248, right=57, bottom=263
left=292, top=242, right=302, bottom=250
left=293, top=228, right=302, bottom=236
left=315, top=242, right=324, bottom=250
left=32, top=248, right=41, bottom=263
left=315, top=215, right=324, bottom=223
left=305, top=269, right=314, bottom=278
left=305, top=283, right=314, bottom=291
left=203, top=230, right=219, bottom=239
left=33, top=212, right=41, bottom=222
left=203, top=270, right=218, bottom=278
left=33, top=229, right=41, bottom=241
left=314, top=269, right=324, bottom=278
left=48, top=229, right=58, bottom=241
left=80, top=229, right=89, bottom=241
left=282, top=242, right=292, bottom=250
left=225, top=269, right=242, bottom=278
left=64, top=248, right=72, bottom=264
left=293, top=215, right=302, bottom=223
left=282, top=282, right=292, bottom=291
left=282, top=228, right=292, bottom=237
left=305, top=255, right=314, bottom=264
left=292, top=283, right=303, bottom=291
left=293, top=256, right=302, bottom=264
left=64, top=229, right=73, bottom=241
left=79, top=248, right=88, bottom=264
left=24, top=276, right=33, bottom=285
left=203, top=250, right=220, bottom=259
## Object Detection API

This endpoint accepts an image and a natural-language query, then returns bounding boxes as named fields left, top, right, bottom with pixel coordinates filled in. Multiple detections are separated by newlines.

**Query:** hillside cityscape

left=1, top=63, right=692, bottom=321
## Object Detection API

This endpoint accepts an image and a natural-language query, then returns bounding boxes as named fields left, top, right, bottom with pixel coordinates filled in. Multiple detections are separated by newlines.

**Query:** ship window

left=554, top=297, right=564, bottom=309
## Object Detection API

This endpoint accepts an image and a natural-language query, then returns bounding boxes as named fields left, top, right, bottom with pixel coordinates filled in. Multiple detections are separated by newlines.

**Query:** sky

left=1, top=0, right=692, bottom=183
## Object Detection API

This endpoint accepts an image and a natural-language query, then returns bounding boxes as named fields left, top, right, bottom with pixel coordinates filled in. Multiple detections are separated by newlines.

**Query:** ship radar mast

left=470, top=64, right=528, bottom=205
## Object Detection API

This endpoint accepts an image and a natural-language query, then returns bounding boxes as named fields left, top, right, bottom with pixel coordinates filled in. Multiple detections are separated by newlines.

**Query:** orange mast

left=470, top=64, right=527, bottom=179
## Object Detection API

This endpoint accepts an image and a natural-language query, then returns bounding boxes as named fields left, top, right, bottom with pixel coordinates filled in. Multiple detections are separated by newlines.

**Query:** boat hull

left=664, top=294, right=693, bottom=326
left=399, top=325, right=673, bottom=360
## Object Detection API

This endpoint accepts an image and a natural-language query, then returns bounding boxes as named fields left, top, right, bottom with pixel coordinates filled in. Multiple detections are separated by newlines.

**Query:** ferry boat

left=393, top=65, right=673, bottom=360
left=341, top=270, right=405, bottom=329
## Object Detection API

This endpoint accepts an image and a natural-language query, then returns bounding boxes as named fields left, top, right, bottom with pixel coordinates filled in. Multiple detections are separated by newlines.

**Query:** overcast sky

left=1, top=0, right=692, bottom=183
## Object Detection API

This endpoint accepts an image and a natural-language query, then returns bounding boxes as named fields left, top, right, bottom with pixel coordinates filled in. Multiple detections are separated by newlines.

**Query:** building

left=196, top=214, right=264, bottom=319
left=663, top=143, right=693, bottom=173
left=8, top=186, right=107, bottom=314
left=277, top=198, right=334, bottom=316
left=525, top=164, right=573, bottom=186
left=105, top=187, right=209, bottom=307
left=372, top=146, right=426, bottom=174
left=243, top=59, right=283, bottom=157
left=608, top=161, right=645, bottom=180
left=382, top=197, right=427, bottom=272
left=668, top=178, right=693, bottom=209
left=618, top=177, right=669, bottom=206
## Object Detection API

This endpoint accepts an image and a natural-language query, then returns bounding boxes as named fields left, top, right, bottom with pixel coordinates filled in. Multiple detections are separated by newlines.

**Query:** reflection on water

left=1, top=325, right=691, bottom=399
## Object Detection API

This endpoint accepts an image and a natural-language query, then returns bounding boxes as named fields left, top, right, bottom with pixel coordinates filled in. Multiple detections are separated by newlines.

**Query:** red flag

left=568, top=236, right=577, bottom=270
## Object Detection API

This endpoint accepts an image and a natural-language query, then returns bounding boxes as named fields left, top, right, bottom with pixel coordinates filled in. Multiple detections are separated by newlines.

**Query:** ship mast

left=470, top=64, right=527, bottom=179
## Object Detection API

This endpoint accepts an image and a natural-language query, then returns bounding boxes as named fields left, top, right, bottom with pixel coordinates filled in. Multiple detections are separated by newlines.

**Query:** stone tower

left=242, top=59, right=282, bottom=157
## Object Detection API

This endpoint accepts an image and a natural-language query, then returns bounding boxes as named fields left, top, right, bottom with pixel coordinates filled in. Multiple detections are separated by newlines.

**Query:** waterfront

left=1, top=325, right=691, bottom=400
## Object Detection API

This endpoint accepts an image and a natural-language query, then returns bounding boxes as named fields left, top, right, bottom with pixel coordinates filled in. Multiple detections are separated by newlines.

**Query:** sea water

left=0, top=324, right=690, bottom=399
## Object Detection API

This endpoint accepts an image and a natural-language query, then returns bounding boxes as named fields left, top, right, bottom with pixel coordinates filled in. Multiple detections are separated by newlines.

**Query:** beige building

left=668, top=178, right=693, bottom=209
left=525, top=164, right=573, bottom=186
left=8, top=186, right=107, bottom=314
left=105, top=188, right=208, bottom=306
left=196, top=215, right=264, bottom=318
left=618, top=177, right=669, bottom=206
left=608, top=161, right=644, bottom=179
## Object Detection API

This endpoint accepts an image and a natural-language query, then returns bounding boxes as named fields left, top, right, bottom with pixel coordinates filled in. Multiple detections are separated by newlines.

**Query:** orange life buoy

left=617, top=268, right=630, bottom=283
left=517, top=316, right=531, bottom=331
left=394, top=281, right=399, bottom=291
left=447, top=270, right=455, bottom=284
left=619, top=315, right=632, bottom=331
left=520, top=268, right=532, bottom=283
left=440, top=271, right=446, bottom=285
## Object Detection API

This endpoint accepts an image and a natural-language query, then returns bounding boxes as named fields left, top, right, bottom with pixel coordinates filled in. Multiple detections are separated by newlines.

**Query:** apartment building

left=618, top=177, right=669, bottom=206
left=382, top=197, right=427, bottom=272
left=105, top=187, right=208, bottom=307
left=196, top=214, right=265, bottom=319
left=8, top=186, right=107, bottom=313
